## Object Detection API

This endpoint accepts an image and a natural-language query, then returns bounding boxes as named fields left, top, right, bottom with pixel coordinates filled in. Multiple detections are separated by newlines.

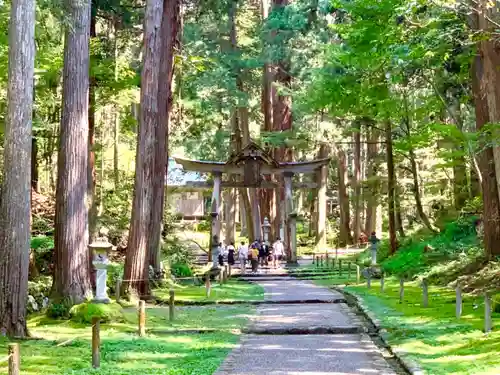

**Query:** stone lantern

left=89, top=237, right=113, bottom=303
left=262, top=217, right=271, bottom=244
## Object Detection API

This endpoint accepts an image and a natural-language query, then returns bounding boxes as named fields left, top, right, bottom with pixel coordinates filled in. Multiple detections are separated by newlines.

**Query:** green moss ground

left=344, top=279, right=500, bottom=375
left=154, top=279, right=264, bottom=303
left=0, top=304, right=255, bottom=374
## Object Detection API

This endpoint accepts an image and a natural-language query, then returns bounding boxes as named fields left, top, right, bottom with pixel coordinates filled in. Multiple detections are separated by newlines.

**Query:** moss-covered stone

left=69, top=301, right=124, bottom=324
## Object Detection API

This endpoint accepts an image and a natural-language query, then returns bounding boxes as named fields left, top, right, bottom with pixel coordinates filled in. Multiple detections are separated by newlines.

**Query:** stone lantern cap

left=262, top=217, right=271, bottom=228
left=89, top=237, right=113, bottom=258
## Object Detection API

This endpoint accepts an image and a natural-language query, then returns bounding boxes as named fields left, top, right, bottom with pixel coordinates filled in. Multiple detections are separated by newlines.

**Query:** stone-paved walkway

left=214, top=278, right=399, bottom=375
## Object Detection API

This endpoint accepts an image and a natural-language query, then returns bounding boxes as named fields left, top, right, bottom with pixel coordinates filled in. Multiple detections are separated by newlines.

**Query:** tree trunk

left=336, top=145, right=351, bottom=246
left=260, top=0, right=275, bottom=237
left=408, top=148, right=437, bottom=232
left=476, top=1, right=500, bottom=205
left=147, top=0, right=181, bottom=271
left=315, top=143, right=328, bottom=247
left=472, top=51, right=500, bottom=259
left=364, top=127, right=379, bottom=234
left=31, top=135, right=39, bottom=192
left=352, top=121, right=361, bottom=243
left=88, top=9, right=98, bottom=243
left=385, top=120, right=397, bottom=254
left=52, top=0, right=93, bottom=305
left=0, top=0, right=35, bottom=337
left=124, top=0, right=164, bottom=297
left=113, top=19, right=120, bottom=190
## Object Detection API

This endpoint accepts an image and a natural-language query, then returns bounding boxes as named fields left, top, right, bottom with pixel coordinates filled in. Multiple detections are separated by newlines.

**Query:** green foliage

left=107, top=262, right=124, bottom=294
left=46, top=302, right=71, bottom=319
left=30, top=235, right=54, bottom=253
left=171, top=262, right=193, bottom=277
left=380, top=217, right=480, bottom=279
left=69, top=302, right=124, bottom=324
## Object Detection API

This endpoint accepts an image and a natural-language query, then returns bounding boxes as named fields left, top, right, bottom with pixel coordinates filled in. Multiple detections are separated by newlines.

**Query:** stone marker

left=455, top=284, right=462, bottom=319
left=92, top=317, right=100, bottom=368
left=399, top=279, right=404, bottom=303
left=169, top=289, right=175, bottom=322
left=485, top=293, right=492, bottom=333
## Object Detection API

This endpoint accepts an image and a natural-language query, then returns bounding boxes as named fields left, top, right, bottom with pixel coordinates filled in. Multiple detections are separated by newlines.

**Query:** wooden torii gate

left=174, top=142, right=330, bottom=264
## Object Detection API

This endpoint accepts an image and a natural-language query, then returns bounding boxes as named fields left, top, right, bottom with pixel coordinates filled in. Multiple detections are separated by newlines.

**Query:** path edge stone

left=332, top=286, right=426, bottom=375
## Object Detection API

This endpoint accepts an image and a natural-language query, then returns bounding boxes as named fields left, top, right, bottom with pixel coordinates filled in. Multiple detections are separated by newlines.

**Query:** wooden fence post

left=332, top=258, right=336, bottom=269
left=455, top=284, right=462, bottom=319
left=367, top=273, right=371, bottom=289
left=380, top=273, right=385, bottom=293
left=219, top=270, right=223, bottom=286
left=115, top=278, right=121, bottom=303
left=399, top=279, right=404, bottom=304
left=8, top=343, right=20, bottom=375
left=356, top=265, right=360, bottom=284
left=313, top=254, right=316, bottom=265
left=228, top=264, right=232, bottom=278
left=169, top=289, right=175, bottom=322
left=338, top=259, right=342, bottom=276
left=347, top=262, right=351, bottom=279
left=92, top=317, right=100, bottom=368
left=320, top=256, right=323, bottom=267
left=138, top=300, right=146, bottom=336
left=485, top=293, right=492, bottom=333
left=422, top=278, right=428, bottom=308
left=205, top=275, right=211, bottom=297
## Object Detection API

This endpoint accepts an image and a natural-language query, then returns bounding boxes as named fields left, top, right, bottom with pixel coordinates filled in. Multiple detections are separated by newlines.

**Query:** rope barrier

left=0, top=353, right=12, bottom=364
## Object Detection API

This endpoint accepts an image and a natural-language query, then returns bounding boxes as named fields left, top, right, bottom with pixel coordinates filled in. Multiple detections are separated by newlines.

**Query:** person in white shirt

left=237, top=241, right=249, bottom=274
left=273, top=237, right=284, bottom=268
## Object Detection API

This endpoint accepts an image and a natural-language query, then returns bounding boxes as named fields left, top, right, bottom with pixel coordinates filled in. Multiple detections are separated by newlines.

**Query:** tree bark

left=408, top=148, right=436, bottom=232
left=476, top=1, right=500, bottom=205
left=472, top=51, right=500, bottom=259
left=124, top=0, right=164, bottom=297
left=52, top=0, right=93, bottom=304
left=31, top=135, right=39, bottom=192
left=336, top=144, right=351, bottom=246
left=385, top=120, right=397, bottom=254
left=88, top=9, right=98, bottom=243
left=315, top=143, right=328, bottom=247
left=364, top=127, right=379, bottom=234
left=352, top=121, right=361, bottom=243
left=0, top=0, right=35, bottom=337
left=148, top=0, right=181, bottom=271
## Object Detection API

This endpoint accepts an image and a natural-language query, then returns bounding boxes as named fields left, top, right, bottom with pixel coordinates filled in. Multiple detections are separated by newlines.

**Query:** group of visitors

left=216, top=238, right=285, bottom=274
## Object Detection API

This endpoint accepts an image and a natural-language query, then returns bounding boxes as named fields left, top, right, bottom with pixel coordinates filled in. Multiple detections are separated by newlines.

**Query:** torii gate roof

left=173, top=141, right=330, bottom=175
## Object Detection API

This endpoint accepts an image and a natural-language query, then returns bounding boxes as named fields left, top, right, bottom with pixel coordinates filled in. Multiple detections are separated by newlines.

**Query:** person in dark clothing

left=227, top=241, right=235, bottom=266
left=258, top=240, right=267, bottom=266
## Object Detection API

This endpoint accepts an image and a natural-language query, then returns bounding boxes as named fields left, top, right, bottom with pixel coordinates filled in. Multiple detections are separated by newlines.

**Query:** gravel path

left=248, top=303, right=362, bottom=332
left=257, top=278, right=345, bottom=302
left=214, top=278, right=399, bottom=375
left=215, top=334, right=397, bottom=375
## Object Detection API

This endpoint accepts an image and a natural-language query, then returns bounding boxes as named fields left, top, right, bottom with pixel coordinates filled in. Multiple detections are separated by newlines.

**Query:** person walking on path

left=250, top=241, right=260, bottom=274
left=259, top=240, right=268, bottom=266
left=237, top=241, right=249, bottom=274
left=227, top=241, right=235, bottom=267
left=273, top=237, right=284, bottom=268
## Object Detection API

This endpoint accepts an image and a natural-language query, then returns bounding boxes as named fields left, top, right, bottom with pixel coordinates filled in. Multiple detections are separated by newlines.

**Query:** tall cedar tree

left=52, top=0, right=93, bottom=304
left=0, top=0, right=36, bottom=337
left=149, top=0, right=182, bottom=270
left=124, top=0, right=163, bottom=297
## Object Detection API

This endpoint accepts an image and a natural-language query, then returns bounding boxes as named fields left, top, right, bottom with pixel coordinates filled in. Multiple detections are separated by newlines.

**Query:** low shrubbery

left=356, top=216, right=481, bottom=283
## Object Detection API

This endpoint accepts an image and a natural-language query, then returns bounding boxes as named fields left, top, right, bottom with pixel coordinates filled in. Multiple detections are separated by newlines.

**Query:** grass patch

left=346, top=278, right=500, bottom=375
left=154, top=279, right=264, bottom=303
left=0, top=304, right=255, bottom=374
